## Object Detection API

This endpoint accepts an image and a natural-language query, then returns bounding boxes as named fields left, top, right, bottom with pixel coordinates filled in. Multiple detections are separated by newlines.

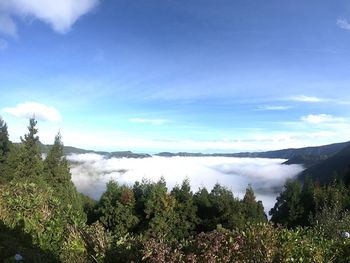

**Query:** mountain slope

left=299, top=144, right=350, bottom=183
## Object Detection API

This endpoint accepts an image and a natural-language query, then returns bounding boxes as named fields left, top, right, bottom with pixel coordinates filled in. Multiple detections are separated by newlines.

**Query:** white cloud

left=129, top=118, right=167, bottom=125
left=337, top=18, right=350, bottom=31
left=0, top=0, right=99, bottom=35
left=68, top=155, right=304, bottom=213
left=0, top=38, right=7, bottom=50
left=0, top=13, right=17, bottom=36
left=2, top=102, right=62, bottom=122
left=256, top=105, right=291, bottom=111
left=301, top=114, right=345, bottom=124
left=290, top=95, right=324, bottom=103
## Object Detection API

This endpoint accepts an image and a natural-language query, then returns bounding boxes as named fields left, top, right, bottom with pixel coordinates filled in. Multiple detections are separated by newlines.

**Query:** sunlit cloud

left=301, top=114, right=345, bottom=124
left=2, top=102, right=62, bottom=123
left=290, top=95, right=324, bottom=103
left=0, top=0, right=99, bottom=36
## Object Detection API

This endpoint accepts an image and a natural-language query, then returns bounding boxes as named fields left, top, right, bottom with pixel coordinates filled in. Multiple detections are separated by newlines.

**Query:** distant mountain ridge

left=156, top=141, right=350, bottom=167
left=38, top=141, right=350, bottom=172
left=39, top=143, right=151, bottom=159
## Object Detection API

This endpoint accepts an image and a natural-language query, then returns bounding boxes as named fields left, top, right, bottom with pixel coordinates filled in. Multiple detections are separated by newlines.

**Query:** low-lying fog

left=68, top=154, right=304, bottom=214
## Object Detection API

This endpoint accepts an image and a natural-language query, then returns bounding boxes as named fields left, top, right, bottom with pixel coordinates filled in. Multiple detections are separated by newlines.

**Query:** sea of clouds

left=68, top=154, right=304, bottom=214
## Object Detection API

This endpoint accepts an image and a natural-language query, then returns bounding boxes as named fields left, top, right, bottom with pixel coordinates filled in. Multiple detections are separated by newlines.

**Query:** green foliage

left=0, top=117, right=12, bottom=183
left=276, top=227, right=335, bottom=263
left=0, top=117, right=10, bottom=165
left=16, top=118, right=44, bottom=181
left=44, top=132, right=83, bottom=213
left=0, top=181, right=85, bottom=259
left=141, top=178, right=179, bottom=239
left=270, top=179, right=304, bottom=227
left=97, top=181, right=139, bottom=238
left=81, top=193, right=98, bottom=224
left=242, top=185, right=267, bottom=223
left=194, top=183, right=245, bottom=232
left=171, top=178, right=199, bottom=239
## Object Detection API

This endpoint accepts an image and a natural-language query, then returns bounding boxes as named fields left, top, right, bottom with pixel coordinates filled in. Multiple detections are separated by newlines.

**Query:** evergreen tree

left=193, top=187, right=212, bottom=232
left=0, top=117, right=11, bottom=182
left=133, top=178, right=179, bottom=239
left=16, top=118, right=43, bottom=181
left=171, top=178, right=199, bottom=239
left=269, top=179, right=303, bottom=228
left=0, top=117, right=10, bottom=164
left=97, top=181, right=139, bottom=238
left=44, top=132, right=82, bottom=212
left=241, top=185, right=267, bottom=223
left=209, top=183, right=244, bottom=230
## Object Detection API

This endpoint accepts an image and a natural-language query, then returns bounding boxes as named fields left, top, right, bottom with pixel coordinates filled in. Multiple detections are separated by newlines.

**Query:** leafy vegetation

left=1, top=116, right=350, bottom=262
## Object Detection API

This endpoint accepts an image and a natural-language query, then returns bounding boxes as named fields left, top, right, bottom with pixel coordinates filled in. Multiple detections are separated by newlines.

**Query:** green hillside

left=299, top=144, right=350, bottom=183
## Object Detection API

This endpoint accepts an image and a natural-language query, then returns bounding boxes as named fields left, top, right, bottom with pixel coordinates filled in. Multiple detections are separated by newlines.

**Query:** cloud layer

left=0, top=0, right=99, bottom=36
left=2, top=102, right=62, bottom=122
left=68, top=155, right=304, bottom=213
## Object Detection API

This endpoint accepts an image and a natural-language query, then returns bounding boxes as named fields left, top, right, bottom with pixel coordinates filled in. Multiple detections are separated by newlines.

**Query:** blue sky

left=1, top=0, right=350, bottom=153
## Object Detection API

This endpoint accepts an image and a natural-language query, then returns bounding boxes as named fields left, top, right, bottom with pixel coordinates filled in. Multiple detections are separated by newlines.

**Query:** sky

left=1, top=0, right=350, bottom=153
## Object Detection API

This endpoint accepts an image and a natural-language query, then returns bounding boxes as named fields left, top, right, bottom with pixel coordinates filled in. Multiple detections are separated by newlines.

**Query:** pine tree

left=0, top=117, right=11, bottom=182
left=44, top=132, right=82, bottom=212
left=241, top=185, right=267, bottom=223
left=171, top=178, right=199, bottom=239
left=269, top=179, right=303, bottom=228
left=16, top=118, right=44, bottom=181
left=0, top=117, right=10, bottom=163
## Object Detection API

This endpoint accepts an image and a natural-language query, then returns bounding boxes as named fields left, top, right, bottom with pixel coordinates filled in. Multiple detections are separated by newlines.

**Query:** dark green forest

left=2, top=117, right=350, bottom=262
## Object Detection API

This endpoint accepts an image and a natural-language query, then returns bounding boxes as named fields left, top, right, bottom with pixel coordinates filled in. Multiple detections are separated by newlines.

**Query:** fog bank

left=68, top=154, right=304, bottom=213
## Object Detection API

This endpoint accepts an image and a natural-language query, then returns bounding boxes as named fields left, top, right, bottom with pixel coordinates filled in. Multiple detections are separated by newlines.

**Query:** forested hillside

left=2, top=117, right=350, bottom=262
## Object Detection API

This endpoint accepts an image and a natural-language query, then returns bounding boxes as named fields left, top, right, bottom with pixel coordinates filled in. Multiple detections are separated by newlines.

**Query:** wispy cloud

left=301, top=114, right=345, bottom=124
left=0, top=0, right=99, bottom=36
left=0, top=14, right=17, bottom=37
left=0, top=39, right=7, bottom=50
left=256, top=105, right=291, bottom=111
left=337, top=18, right=350, bottom=31
left=2, top=102, right=62, bottom=123
left=129, top=118, right=167, bottom=125
left=289, top=95, right=324, bottom=103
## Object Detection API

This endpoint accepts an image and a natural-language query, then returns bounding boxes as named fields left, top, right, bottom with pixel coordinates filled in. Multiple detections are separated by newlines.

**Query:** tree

left=269, top=179, right=303, bottom=228
left=133, top=178, right=179, bottom=239
left=0, top=117, right=10, bottom=164
left=193, top=187, right=212, bottom=232
left=44, top=132, right=83, bottom=212
left=97, top=181, right=139, bottom=238
left=0, top=117, right=11, bottom=182
left=209, top=183, right=244, bottom=230
left=194, top=184, right=244, bottom=232
left=241, top=185, right=267, bottom=223
left=16, top=118, right=43, bottom=182
left=171, top=178, right=199, bottom=239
